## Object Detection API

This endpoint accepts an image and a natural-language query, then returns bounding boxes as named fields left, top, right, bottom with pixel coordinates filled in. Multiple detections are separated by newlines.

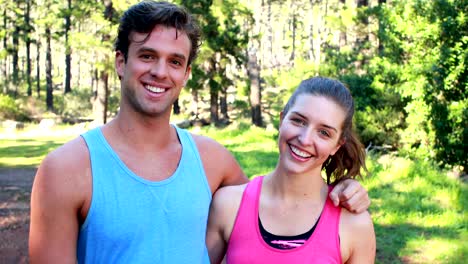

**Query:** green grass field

left=1, top=122, right=466, bottom=263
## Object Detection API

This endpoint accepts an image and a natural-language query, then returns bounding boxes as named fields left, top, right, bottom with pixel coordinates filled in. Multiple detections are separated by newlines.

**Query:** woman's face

left=278, top=94, right=346, bottom=176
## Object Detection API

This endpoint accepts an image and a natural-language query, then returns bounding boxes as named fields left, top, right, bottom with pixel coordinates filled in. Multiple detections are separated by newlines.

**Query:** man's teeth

left=146, top=85, right=166, bottom=93
left=290, top=145, right=312, bottom=158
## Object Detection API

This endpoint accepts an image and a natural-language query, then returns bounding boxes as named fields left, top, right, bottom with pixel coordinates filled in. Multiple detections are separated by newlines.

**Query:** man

left=29, top=1, right=370, bottom=263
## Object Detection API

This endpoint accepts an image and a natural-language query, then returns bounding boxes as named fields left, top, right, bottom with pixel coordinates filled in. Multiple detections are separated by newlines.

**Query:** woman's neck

left=264, top=168, right=328, bottom=203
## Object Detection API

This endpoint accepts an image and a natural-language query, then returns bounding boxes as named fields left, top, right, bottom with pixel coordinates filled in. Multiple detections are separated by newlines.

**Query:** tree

left=180, top=0, right=249, bottom=125
left=93, top=0, right=117, bottom=125
left=425, top=0, right=467, bottom=172
left=24, top=0, right=33, bottom=96
left=63, top=0, right=72, bottom=94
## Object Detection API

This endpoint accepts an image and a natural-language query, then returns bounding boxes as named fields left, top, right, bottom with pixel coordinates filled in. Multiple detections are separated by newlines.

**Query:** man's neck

left=106, top=109, right=176, bottom=151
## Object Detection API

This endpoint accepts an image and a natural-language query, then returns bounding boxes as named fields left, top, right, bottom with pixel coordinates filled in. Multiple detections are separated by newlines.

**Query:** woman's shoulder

left=340, top=208, right=373, bottom=229
left=339, top=208, right=376, bottom=263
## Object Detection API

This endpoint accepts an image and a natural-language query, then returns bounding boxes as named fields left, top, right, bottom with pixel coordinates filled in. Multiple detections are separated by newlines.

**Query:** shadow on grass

left=0, top=139, right=63, bottom=168
left=367, top=161, right=467, bottom=264
left=375, top=222, right=466, bottom=264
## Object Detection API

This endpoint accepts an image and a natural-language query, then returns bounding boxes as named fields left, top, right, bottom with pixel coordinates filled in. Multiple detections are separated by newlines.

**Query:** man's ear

left=115, top=51, right=125, bottom=79
left=183, top=65, right=191, bottom=86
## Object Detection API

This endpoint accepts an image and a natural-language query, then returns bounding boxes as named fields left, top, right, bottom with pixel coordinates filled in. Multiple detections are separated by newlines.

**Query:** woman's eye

left=319, top=130, right=330, bottom=137
left=291, top=118, right=305, bottom=126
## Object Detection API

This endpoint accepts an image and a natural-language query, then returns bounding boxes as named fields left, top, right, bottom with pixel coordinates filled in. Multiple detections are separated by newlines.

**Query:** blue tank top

left=77, top=126, right=211, bottom=263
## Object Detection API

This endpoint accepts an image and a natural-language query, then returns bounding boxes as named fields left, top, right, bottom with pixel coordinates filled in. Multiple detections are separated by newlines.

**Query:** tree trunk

left=339, top=0, right=347, bottom=49
left=267, top=0, right=273, bottom=67
left=247, top=50, right=262, bottom=127
left=2, top=9, right=7, bottom=94
left=95, top=72, right=108, bottom=124
left=25, top=0, right=32, bottom=96
left=45, top=27, right=53, bottom=110
left=93, top=0, right=114, bottom=124
left=12, top=10, right=20, bottom=97
left=36, top=39, right=40, bottom=98
left=377, top=0, right=386, bottom=55
left=191, top=88, right=199, bottom=119
left=209, top=88, right=219, bottom=124
left=173, top=98, right=180, bottom=115
left=290, top=12, right=297, bottom=64
left=64, top=0, right=72, bottom=94
left=220, top=87, right=229, bottom=121
left=355, top=0, right=369, bottom=73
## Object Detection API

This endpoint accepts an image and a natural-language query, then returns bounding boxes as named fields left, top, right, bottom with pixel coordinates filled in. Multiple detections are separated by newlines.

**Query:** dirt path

left=0, top=167, right=36, bottom=264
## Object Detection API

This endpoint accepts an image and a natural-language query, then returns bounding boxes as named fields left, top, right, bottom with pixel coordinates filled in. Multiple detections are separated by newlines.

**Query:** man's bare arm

left=193, top=134, right=248, bottom=194
left=329, top=179, right=371, bottom=213
left=29, top=138, right=90, bottom=263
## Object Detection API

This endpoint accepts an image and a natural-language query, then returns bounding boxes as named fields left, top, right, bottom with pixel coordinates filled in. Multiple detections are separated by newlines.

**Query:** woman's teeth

left=290, top=145, right=312, bottom=158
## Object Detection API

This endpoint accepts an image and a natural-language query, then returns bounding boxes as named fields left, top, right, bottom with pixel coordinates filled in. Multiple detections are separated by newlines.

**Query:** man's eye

left=171, top=60, right=182, bottom=66
left=141, top=54, right=154, bottom=60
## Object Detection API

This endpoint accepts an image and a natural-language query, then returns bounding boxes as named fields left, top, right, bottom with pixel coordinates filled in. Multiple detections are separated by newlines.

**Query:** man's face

left=115, top=25, right=192, bottom=117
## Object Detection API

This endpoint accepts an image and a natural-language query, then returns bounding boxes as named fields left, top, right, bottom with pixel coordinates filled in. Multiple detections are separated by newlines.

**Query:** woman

left=206, top=77, right=376, bottom=263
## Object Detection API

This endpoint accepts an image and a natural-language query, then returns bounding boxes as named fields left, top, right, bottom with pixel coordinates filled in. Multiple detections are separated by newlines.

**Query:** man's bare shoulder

left=41, top=136, right=90, bottom=175
left=214, top=183, right=248, bottom=202
left=211, top=183, right=248, bottom=225
left=190, top=133, right=248, bottom=192
left=34, top=135, right=91, bottom=202
left=191, top=133, right=229, bottom=154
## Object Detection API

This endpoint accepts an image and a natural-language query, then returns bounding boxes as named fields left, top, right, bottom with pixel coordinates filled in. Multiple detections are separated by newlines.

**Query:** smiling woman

left=206, top=76, right=375, bottom=264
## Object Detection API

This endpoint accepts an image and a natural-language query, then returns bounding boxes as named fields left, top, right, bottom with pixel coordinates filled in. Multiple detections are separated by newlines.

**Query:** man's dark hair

left=114, top=0, right=201, bottom=66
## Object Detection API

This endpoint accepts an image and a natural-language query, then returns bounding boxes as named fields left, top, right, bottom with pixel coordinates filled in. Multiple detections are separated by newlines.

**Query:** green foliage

left=424, top=0, right=468, bottom=172
left=0, top=94, right=30, bottom=121
left=0, top=94, right=20, bottom=120
left=54, top=89, right=93, bottom=119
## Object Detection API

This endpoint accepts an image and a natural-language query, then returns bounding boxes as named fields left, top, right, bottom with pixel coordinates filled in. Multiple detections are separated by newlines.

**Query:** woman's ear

left=331, top=139, right=345, bottom=156
left=279, top=111, right=285, bottom=126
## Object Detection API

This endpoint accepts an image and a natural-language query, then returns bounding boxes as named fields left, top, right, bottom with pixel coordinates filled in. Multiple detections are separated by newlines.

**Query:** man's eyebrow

left=290, top=111, right=338, bottom=132
left=136, top=47, right=187, bottom=61
left=136, top=47, right=157, bottom=54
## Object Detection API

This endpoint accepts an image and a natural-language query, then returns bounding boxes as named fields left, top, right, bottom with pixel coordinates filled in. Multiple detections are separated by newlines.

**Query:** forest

left=0, top=0, right=466, bottom=174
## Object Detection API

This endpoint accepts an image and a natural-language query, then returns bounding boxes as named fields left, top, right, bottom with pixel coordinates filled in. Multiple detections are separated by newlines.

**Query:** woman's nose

left=298, top=130, right=314, bottom=146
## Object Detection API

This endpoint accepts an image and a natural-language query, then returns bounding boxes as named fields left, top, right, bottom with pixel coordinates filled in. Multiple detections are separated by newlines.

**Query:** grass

left=1, top=122, right=466, bottom=263
left=0, top=123, right=87, bottom=167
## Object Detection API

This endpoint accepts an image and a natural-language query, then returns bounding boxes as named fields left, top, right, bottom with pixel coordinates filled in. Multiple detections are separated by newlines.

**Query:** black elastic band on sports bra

left=258, top=216, right=320, bottom=250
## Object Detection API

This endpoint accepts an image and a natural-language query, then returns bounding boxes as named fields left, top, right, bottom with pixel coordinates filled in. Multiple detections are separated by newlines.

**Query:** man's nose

left=150, top=60, right=168, bottom=79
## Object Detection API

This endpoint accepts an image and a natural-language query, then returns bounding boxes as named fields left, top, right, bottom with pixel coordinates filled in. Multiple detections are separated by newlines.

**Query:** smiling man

left=29, top=1, right=370, bottom=263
